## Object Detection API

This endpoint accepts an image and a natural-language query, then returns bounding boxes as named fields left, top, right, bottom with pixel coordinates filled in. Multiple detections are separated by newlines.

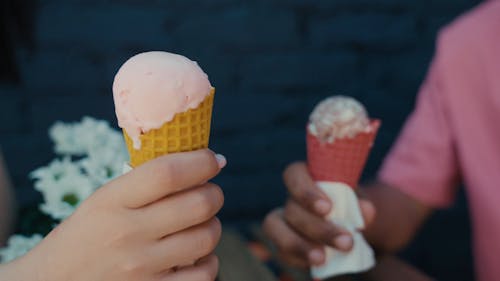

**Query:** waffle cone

left=124, top=88, right=215, bottom=167
left=307, top=120, right=380, bottom=187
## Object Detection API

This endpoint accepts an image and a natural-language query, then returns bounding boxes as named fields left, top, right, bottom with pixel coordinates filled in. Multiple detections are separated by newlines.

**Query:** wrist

left=0, top=254, right=45, bottom=281
left=0, top=261, right=24, bottom=281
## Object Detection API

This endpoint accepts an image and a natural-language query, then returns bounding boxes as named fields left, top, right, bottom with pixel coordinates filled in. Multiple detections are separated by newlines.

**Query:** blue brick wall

left=0, top=0, right=480, bottom=279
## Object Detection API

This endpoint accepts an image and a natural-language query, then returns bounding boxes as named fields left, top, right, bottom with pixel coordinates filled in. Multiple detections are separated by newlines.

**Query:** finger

left=359, top=199, right=376, bottom=228
left=110, top=149, right=225, bottom=208
left=355, top=189, right=377, bottom=228
left=150, top=217, right=222, bottom=271
left=158, top=254, right=219, bottom=281
left=283, top=162, right=332, bottom=216
left=263, top=209, right=324, bottom=266
left=137, top=183, right=224, bottom=238
left=277, top=252, right=310, bottom=269
left=284, top=199, right=353, bottom=252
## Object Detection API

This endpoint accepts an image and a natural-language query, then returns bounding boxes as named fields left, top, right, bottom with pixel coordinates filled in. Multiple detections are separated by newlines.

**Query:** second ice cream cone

left=307, top=119, right=380, bottom=187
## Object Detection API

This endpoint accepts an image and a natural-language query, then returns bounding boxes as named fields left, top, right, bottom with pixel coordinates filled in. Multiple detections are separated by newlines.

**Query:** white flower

left=80, top=122, right=128, bottom=186
left=0, top=234, right=43, bottom=263
left=49, top=121, right=87, bottom=156
left=31, top=157, right=95, bottom=220
left=80, top=143, right=127, bottom=187
left=32, top=117, right=128, bottom=220
left=50, top=116, right=125, bottom=157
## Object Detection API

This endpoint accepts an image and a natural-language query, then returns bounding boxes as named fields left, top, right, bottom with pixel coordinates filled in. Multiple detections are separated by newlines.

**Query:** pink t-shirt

left=377, top=1, right=500, bottom=280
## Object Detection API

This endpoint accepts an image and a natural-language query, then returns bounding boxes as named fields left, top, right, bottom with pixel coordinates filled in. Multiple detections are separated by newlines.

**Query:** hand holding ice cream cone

left=306, top=96, right=379, bottom=279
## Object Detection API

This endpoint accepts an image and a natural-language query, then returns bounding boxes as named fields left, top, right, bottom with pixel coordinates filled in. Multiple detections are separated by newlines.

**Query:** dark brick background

left=1, top=0, right=481, bottom=280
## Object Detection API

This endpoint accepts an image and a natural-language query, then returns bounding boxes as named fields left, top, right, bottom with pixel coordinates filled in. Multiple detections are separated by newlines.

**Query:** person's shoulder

left=437, top=1, right=500, bottom=54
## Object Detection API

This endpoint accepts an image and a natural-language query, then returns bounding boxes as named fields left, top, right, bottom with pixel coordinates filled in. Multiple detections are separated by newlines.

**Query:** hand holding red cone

left=306, top=96, right=379, bottom=279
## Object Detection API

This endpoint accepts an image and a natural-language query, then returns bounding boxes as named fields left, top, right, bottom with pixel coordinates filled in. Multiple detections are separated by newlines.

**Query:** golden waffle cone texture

left=124, top=89, right=215, bottom=167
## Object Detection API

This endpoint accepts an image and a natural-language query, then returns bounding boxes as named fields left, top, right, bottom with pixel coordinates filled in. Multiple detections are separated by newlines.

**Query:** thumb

left=107, top=150, right=223, bottom=208
left=356, top=188, right=376, bottom=226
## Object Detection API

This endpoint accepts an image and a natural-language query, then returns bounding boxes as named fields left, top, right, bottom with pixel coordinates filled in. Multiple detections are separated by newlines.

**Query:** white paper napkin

left=311, top=181, right=375, bottom=279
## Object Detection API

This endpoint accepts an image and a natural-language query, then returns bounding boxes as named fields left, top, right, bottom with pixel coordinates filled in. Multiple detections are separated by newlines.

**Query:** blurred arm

left=361, top=255, right=435, bottom=281
left=324, top=255, right=435, bottom=281
left=364, top=39, right=460, bottom=252
left=362, top=181, right=433, bottom=253
left=0, top=152, right=16, bottom=245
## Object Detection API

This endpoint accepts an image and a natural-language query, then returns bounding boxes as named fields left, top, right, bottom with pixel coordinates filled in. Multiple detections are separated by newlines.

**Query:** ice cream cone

left=307, top=119, right=380, bottom=187
left=124, top=88, right=215, bottom=167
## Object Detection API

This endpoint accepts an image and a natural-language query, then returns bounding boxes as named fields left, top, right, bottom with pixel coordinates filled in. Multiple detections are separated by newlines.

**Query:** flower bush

left=0, top=117, right=127, bottom=263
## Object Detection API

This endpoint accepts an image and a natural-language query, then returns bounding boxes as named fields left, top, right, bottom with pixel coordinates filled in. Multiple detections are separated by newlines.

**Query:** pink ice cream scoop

left=308, top=96, right=372, bottom=143
left=112, top=51, right=212, bottom=149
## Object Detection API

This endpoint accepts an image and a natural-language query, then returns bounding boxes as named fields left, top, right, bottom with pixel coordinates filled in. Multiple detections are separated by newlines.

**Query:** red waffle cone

left=307, top=120, right=380, bottom=188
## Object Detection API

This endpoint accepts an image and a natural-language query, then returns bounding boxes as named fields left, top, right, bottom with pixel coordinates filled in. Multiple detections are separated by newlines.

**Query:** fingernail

left=314, top=199, right=330, bottom=214
left=334, top=235, right=353, bottom=251
left=215, top=154, right=227, bottom=169
left=308, top=249, right=324, bottom=265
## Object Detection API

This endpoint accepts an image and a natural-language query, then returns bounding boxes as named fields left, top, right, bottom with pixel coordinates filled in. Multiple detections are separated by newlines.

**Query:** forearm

left=323, top=255, right=435, bottom=281
left=0, top=152, right=16, bottom=244
left=0, top=259, right=35, bottom=281
left=0, top=263, right=16, bottom=281
left=361, top=255, right=435, bottom=281
left=361, top=181, right=432, bottom=253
